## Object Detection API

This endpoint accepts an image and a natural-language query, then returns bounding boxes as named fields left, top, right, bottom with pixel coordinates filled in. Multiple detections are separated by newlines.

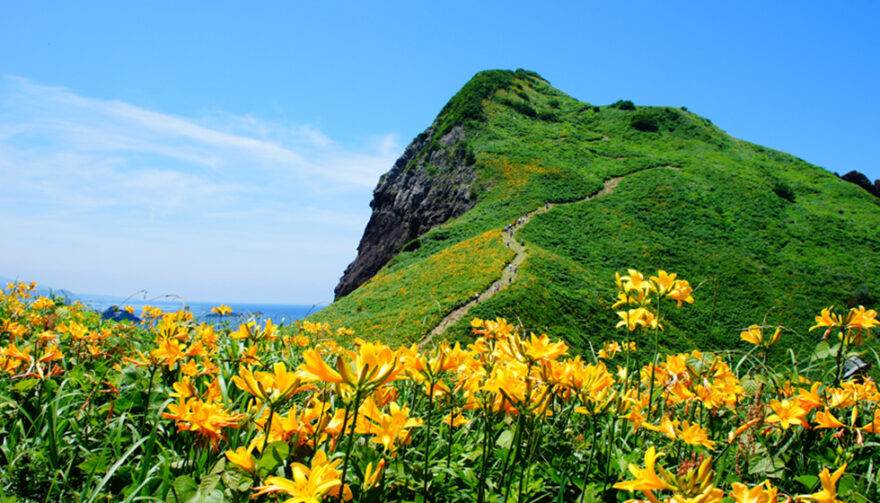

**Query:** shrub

left=772, top=180, right=796, bottom=202
left=401, top=238, right=421, bottom=252
left=500, top=98, right=538, bottom=118
left=631, top=111, right=660, bottom=132
left=612, top=99, right=636, bottom=110
left=538, top=110, right=559, bottom=122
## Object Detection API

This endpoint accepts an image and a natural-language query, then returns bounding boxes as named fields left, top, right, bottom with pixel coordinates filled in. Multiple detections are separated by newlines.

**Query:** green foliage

left=499, top=97, right=537, bottom=118
left=630, top=111, right=659, bottom=132
left=322, top=68, right=880, bottom=365
left=772, top=179, right=796, bottom=202
left=434, top=70, right=517, bottom=137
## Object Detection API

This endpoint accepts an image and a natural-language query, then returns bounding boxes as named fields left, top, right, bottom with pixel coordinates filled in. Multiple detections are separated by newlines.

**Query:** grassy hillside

left=312, top=69, right=880, bottom=358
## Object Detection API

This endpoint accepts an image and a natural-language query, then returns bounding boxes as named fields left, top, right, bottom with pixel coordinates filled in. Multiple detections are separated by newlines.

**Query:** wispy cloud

left=0, top=76, right=400, bottom=302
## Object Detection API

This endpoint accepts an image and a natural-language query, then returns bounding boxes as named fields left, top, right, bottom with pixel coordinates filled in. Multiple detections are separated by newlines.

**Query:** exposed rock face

left=334, top=126, right=477, bottom=299
left=840, top=170, right=880, bottom=198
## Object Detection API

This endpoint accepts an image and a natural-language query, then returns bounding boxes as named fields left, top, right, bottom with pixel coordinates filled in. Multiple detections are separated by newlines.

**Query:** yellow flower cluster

left=1, top=273, right=878, bottom=502
left=614, top=269, right=694, bottom=331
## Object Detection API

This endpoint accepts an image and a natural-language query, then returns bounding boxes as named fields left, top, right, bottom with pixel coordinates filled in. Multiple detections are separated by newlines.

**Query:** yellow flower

left=362, top=459, right=386, bottom=491
left=650, top=270, right=677, bottom=295
left=676, top=420, right=716, bottom=449
left=161, top=398, right=244, bottom=443
left=740, top=325, right=781, bottom=348
left=811, top=306, right=840, bottom=331
left=667, top=279, right=695, bottom=306
left=150, top=337, right=186, bottom=368
left=860, top=409, right=880, bottom=433
left=356, top=399, right=423, bottom=452
left=730, top=481, right=778, bottom=503
left=211, top=304, right=232, bottom=316
left=252, top=449, right=351, bottom=502
left=795, top=382, right=824, bottom=413
left=801, top=463, right=846, bottom=503
left=765, top=399, right=807, bottom=430
left=844, top=305, right=878, bottom=330
left=616, top=307, right=660, bottom=331
left=232, top=362, right=310, bottom=406
left=618, top=269, right=651, bottom=293
left=521, top=332, right=567, bottom=362
left=301, top=342, right=399, bottom=395
left=230, top=321, right=256, bottom=340
left=225, top=445, right=256, bottom=473
left=442, top=410, right=469, bottom=428
left=299, top=348, right=344, bottom=384
left=613, top=446, right=671, bottom=492
left=813, top=409, right=845, bottom=430
left=180, top=360, right=199, bottom=377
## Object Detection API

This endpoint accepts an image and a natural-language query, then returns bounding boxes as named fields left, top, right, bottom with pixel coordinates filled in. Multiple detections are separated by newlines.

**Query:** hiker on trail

left=474, top=293, right=479, bottom=303
left=506, top=241, right=510, bottom=248
left=546, top=202, right=549, bottom=209
left=521, top=239, right=525, bottom=246
left=513, top=264, right=518, bottom=274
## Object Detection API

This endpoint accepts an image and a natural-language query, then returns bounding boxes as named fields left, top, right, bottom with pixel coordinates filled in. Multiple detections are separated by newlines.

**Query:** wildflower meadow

left=0, top=270, right=877, bottom=502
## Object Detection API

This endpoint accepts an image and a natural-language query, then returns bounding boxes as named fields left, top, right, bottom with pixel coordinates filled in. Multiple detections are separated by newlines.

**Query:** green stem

left=834, top=330, right=849, bottom=386
left=423, top=381, right=435, bottom=500
left=578, top=416, right=598, bottom=503
left=339, top=387, right=363, bottom=503
left=502, top=414, right=524, bottom=502
left=601, top=414, right=618, bottom=497
left=139, top=366, right=157, bottom=435
left=477, top=407, right=493, bottom=503
left=647, top=350, right=659, bottom=423
left=446, top=409, right=454, bottom=469
left=261, top=405, right=275, bottom=453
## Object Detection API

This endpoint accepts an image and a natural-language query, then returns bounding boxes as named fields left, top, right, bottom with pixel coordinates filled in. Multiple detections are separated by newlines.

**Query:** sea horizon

left=9, top=279, right=329, bottom=324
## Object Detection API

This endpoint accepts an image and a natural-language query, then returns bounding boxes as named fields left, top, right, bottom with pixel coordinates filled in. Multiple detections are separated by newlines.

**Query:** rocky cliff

left=334, top=125, right=478, bottom=299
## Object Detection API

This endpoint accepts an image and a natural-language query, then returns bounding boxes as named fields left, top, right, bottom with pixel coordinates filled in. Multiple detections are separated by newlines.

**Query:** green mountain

left=311, top=69, right=880, bottom=356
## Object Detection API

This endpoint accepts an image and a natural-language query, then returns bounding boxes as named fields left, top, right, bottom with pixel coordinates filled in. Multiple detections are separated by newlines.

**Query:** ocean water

left=64, top=292, right=324, bottom=325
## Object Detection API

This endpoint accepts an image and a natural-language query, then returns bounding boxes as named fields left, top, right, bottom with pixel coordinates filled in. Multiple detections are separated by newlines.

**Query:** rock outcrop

left=334, top=126, right=477, bottom=299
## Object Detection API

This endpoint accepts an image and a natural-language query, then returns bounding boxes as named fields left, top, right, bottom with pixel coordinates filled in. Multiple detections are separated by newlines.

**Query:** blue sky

left=1, top=1, right=878, bottom=303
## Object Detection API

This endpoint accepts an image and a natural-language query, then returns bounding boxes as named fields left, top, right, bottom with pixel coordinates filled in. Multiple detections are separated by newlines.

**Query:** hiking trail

left=419, top=166, right=679, bottom=346
left=419, top=176, right=626, bottom=345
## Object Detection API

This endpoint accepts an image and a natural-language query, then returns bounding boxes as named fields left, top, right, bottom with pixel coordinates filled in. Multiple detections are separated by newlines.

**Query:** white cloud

left=0, top=76, right=401, bottom=302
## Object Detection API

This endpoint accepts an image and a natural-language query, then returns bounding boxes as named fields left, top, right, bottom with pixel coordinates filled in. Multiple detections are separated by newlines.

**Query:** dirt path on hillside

left=419, top=165, right=681, bottom=346
left=419, top=176, right=624, bottom=346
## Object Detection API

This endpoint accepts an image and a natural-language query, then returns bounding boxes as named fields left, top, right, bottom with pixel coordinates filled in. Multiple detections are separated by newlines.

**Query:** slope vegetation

left=312, top=69, right=880, bottom=356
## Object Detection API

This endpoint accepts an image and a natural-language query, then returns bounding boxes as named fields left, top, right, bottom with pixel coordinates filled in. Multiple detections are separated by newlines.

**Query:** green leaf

left=12, top=378, right=39, bottom=393
left=495, top=429, right=514, bottom=449
left=741, top=378, right=760, bottom=396
left=749, top=456, right=785, bottom=478
left=166, top=475, right=197, bottom=503
left=795, top=474, right=818, bottom=490
left=578, top=483, right=602, bottom=503
left=221, top=469, right=253, bottom=493
left=838, top=474, right=856, bottom=495
left=78, top=450, right=109, bottom=476
left=813, top=341, right=832, bottom=360
left=256, top=441, right=289, bottom=477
